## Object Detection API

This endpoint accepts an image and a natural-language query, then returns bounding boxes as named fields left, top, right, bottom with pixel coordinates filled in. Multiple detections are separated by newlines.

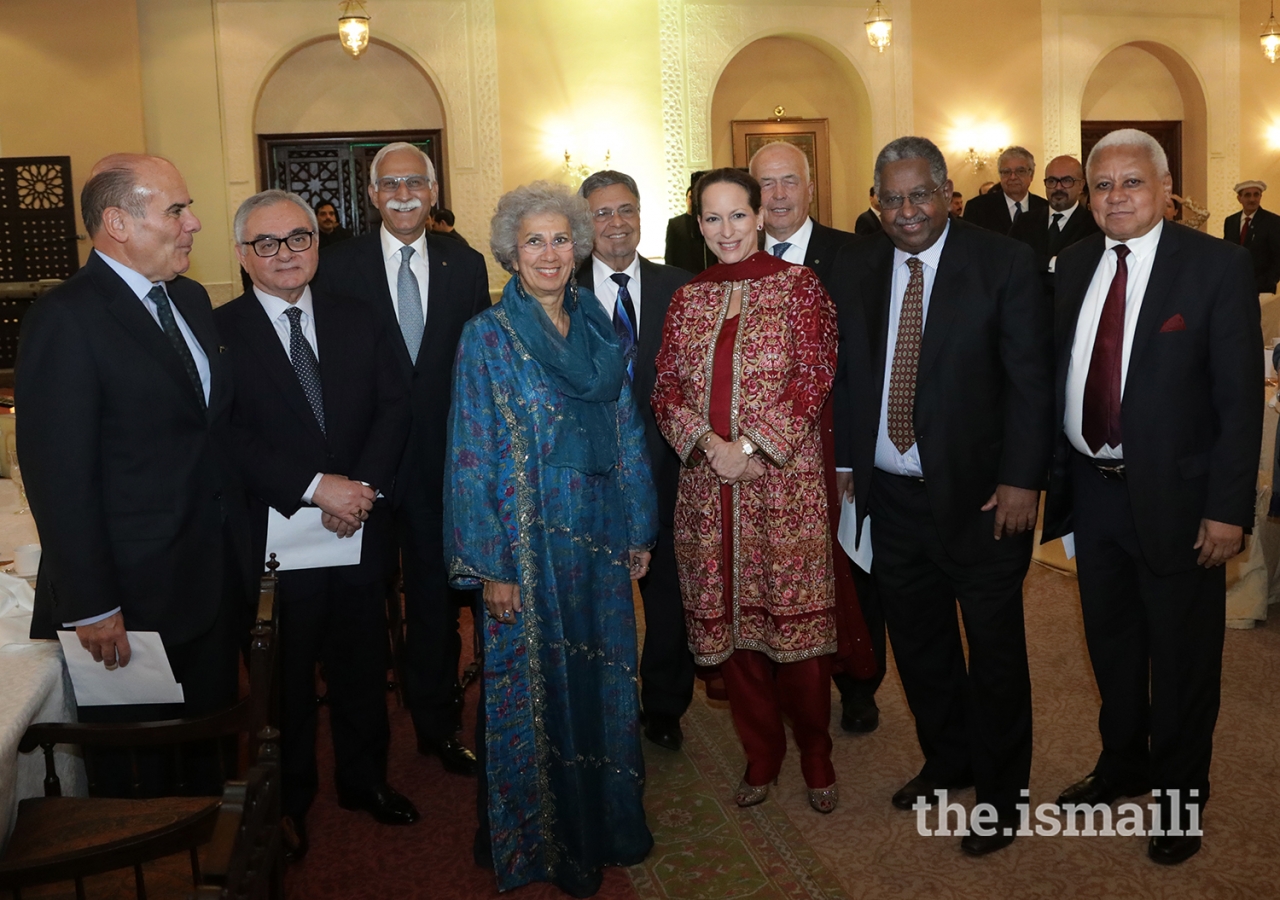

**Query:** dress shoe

left=642, top=712, right=684, bottom=751
left=337, top=783, right=420, bottom=825
left=960, top=824, right=1017, bottom=857
left=840, top=696, right=880, bottom=734
left=1055, top=772, right=1149, bottom=808
left=1148, top=834, right=1202, bottom=865
left=281, top=814, right=308, bottom=862
left=891, top=773, right=974, bottom=811
left=418, top=736, right=478, bottom=776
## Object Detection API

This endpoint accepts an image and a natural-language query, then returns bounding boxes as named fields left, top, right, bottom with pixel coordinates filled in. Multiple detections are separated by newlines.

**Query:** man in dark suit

left=830, top=136, right=1053, bottom=856
left=1043, top=130, right=1261, bottom=866
left=575, top=170, right=693, bottom=751
left=16, top=154, right=254, bottom=794
left=855, top=186, right=883, bottom=235
left=314, top=142, right=490, bottom=776
left=218, top=190, right=417, bottom=859
left=962, top=146, right=1049, bottom=234
left=1010, top=155, right=1100, bottom=297
left=663, top=171, right=711, bottom=274
left=315, top=200, right=353, bottom=250
left=1223, top=180, right=1280, bottom=294
left=748, top=140, right=884, bottom=735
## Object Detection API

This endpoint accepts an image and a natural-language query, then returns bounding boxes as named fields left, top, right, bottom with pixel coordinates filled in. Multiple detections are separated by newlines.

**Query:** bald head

left=749, top=141, right=815, bottom=241
left=1043, top=155, right=1085, bottom=212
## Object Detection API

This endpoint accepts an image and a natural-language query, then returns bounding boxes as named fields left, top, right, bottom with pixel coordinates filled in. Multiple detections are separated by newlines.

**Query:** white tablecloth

left=0, top=478, right=84, bottom=850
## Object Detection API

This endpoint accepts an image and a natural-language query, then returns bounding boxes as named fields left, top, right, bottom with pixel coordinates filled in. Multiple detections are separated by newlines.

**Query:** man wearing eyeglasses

left=217, top=190, right=415, bottom=857
left=573, top=170, right=693, bottom=752
left=962, top=146, right=1049, bottom=235
left=829, top=136, right=1052, bottom=856
left=1010, top=155, right=1100, bottom=297
left=314, top=142, right=490, bottom=779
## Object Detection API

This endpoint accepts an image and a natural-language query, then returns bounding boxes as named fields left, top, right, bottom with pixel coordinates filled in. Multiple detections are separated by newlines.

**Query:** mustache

left=386, top=199, right=423, bottom=212
left=893, top=213, right=929, bottom=228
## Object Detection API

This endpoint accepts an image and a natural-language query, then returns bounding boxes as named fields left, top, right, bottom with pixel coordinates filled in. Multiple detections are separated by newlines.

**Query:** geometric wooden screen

left=257, top=131, right=444, bottom=238
left=0, top=156, right=80, bottom=283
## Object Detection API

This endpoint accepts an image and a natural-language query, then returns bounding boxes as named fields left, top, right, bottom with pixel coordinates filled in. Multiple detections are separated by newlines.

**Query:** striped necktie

left=147, top=285, right=206, bottom=409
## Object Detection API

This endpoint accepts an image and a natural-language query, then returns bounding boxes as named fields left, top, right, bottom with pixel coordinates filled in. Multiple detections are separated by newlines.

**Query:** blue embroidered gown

left=444, top=294, right=658, bottom=895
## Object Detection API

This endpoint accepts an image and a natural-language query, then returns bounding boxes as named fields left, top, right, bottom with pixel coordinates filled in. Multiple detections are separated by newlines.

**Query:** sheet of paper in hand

left=266, top=506, right=363, bottom=571
left=56, top=630, right=185, bottom=706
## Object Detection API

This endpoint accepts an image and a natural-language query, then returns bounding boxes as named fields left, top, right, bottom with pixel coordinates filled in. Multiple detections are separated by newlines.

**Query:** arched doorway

left=1080, top=42, right=1208, bottom=220
left=710, top=36, right=873, bottom=232
left=253, top=38, right=447, bottom=236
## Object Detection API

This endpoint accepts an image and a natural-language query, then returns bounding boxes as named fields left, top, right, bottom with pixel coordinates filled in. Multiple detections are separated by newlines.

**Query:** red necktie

left=1081, top=245, right=1130, bottom=454
left=1241, top=214, right=1252, bottom=246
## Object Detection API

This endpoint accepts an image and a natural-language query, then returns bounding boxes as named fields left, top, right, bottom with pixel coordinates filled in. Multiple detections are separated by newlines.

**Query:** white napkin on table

left=0, top=571, right=37, bottom=648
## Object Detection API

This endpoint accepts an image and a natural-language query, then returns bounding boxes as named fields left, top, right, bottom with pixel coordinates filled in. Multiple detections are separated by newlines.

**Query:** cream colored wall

left=709, top=37, right=873, bottom=232
left=1082, top=46, right=1185, bottom=120
left=0, top=0, right=146, bottom=266
left=1239, top=0, right=1280, bottom=226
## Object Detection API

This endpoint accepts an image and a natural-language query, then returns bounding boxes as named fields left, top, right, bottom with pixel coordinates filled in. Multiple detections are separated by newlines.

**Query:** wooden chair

left=190, top=738, right=283, bottom=900
left=0, top=562, right=281, bottom=900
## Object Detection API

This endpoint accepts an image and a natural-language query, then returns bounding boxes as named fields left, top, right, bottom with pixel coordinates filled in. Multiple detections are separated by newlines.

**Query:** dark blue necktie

left=771, top=242, right=792, bottom=258
left=284, top=306, right=325, bottom=435
left=611, top=273, right=637, bottom=380
left=148, top=285, right=206, bottom=409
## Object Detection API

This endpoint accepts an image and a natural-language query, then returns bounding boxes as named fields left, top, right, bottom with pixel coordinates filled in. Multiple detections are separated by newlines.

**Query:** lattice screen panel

left=0, top=156, right=78, bottom=283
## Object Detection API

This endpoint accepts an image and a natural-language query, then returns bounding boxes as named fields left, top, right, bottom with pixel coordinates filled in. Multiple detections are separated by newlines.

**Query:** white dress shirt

left=1046, top=202, right=1081, bottom=273
left=591, top=253, right=643, bottom=336
left=1004, top=192, right=1030, bottom=222
left=253, top=286, right=325, bottom=503
left=873, top=221, right=951, bottom=477
left=380, top=225, right=429, bottom=327
left=70, top=252, right=214, bottom=628
left=1065, top=219, right=1164, bottom=459
left=763, top=216, right=814, bottom=266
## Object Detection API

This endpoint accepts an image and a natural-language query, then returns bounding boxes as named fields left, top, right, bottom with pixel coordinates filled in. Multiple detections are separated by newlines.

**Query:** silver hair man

left=579, top=170, right=641, bottom=202
left=370, top=141, right=437, bottom=186
left=233, top=189, right=318, bottom=243
left=1085, top=128, right=1170, bottom=179
left=490, top=181, right=594, bottom=274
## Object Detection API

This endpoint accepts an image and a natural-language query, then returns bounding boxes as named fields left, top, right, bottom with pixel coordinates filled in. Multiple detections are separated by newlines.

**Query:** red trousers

left=720, top=649, right=835, bottom=789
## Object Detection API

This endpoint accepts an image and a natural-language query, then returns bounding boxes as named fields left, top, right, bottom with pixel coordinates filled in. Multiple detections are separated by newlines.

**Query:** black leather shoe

left=961, top=825, right=1017, bottom=857
left=891, top=773, right=974, bottom=811
left=1056, top=772, right=1149, bottom=808
left=337, top=784, right=420, bottom=825
left=1148, top=834, right=1202, bottom=865
left=418, top=736, right=478, bottom=776
left=642, top=712, right=684, bottom=751
left=281, top=815, right=308, bottom=862
left=840, top=696, right=880, bottom=734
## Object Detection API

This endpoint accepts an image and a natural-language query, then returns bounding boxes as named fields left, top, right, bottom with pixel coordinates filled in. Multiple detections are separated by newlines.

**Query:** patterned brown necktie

left=887, top=257, right=924, bottom=453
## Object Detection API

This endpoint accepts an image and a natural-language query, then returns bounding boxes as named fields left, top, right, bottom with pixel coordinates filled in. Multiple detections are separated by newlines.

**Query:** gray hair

left=579, top=170, right=640, bottom=202
left=81, top=168, right=149, bottom=237
left=999, top=146, right=1036, bottom=170
left=1085, top=128, right=1170, bottom=179
left=233, top=189, right=318, bottom=243
left=873, top=136, right=949, bottom=195
left=749, top=141, right=811, bottom=184
left=369, top=141, right=436, bottom=186
left=490, top=181, right=594, bottom=275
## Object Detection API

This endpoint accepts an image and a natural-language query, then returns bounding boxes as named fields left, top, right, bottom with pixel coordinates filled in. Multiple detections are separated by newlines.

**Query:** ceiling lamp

left=338, top=0, right=371, bottom=59
left=1264, top=2, right=1280, bottom=63
left=865, top=2, right=892, bottom=53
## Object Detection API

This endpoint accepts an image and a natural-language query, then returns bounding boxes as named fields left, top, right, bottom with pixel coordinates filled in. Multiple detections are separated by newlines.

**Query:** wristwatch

left=740, top=437, right=756, bottom=457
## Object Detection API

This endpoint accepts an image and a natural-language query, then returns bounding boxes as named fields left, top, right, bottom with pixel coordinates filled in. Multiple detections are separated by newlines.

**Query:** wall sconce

left=964, top=148, right=990, bottom=173
left=563, top=149, right=611, bottom=188
left=865, top=2, right=892, bottom=53
left=338, top=0, right=371, bottom=58
left=1263, top=1, right=1280, bottom=63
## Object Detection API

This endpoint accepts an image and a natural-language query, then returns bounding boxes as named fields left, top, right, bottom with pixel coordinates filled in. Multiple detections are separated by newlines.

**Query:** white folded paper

left=837, top=494, right=873, bottom=572
left=1061, top=532, right=1076, bottom=559
left=56, top=630, right=185, bottom=706
left=266, top=506, right=363, bottom=571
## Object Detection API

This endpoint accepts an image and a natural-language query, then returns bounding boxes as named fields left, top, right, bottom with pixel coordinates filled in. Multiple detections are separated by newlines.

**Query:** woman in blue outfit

left=443, top=181, right=659, bottom=898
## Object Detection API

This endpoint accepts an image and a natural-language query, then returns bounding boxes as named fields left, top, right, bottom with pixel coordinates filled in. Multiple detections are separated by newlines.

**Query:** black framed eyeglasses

left=242, top=231, right=315, bottom=258
left=879, top=185, right=945, bottom=211
left=1044, top=176, right=1079, bottom=189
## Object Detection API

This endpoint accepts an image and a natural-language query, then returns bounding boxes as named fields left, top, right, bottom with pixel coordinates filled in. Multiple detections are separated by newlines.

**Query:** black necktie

left=148, top=285, right=206, bottom=409
left=1047, top=213, right=1065, bottom=257
left=285, top=306, right=325, bottom=434
left=1011, top=201, right=1023, bottom=228
left=611, top=273, right=637, bottom=380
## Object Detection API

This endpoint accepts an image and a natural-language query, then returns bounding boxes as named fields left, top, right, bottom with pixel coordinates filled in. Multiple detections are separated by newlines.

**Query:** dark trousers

left=397, top=502, right=473, bottom=742
left=832, top=564, right=887, bottom=705
left=636, top=523, right=694, bottom=720
left=869, top=470, right=1034, bottom=816
left=1070, top=452, right=1225, bottom=812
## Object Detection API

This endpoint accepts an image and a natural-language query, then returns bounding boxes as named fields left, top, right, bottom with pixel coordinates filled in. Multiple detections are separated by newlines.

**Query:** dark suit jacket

left=963, top=190, right=1049, bottom=235
left=1223, top=206, right=1280, bottom=294
left=576, top=256, right=691, bottom=525
left=16, top=251, right=253, bottom=643
left=830, top=221, right=1054, bottom=559
left=803, top=220, right=858, bottom=287
left=663, top=213, right=711, bottom=275
left=1009, top=204, right=1100, bottom=295
left=1041, top=224, right=1262, bottom=573
left=214, top=288, right=411, bottom=585
left=313, top=230, right=489, bottom=514
left=854, top=209, right=883, bottom=236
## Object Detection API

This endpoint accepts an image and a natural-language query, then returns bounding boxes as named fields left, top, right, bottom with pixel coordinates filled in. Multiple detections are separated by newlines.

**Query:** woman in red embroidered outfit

left=651, top=168, right=839, bottom=813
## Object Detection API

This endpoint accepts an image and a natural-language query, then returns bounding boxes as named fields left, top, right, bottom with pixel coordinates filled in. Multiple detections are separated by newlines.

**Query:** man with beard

left=1010, top=155, right=1099, bottom=297
left=963, top=147, right=1049, bottom=235
left=315, top=200, right=352, bottom=250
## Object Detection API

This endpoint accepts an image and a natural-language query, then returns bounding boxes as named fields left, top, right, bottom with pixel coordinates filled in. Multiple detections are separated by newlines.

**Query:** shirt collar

left=1050, top=203, right=1079, bottom=225
left=380, top=224, right=428, bottom=264
left=96, top=249, right=162, bottom=302
left=1104, top=218, right=1164, bottom=260
left=893, top=219, right=951, bottom=272
left=253, top=284, right=315, bottom=322
left=1004, top=192, right=1029, bottom=215
left=592, top=252, right=641, bottom=286
left=764, top=216, right=814, bottom=253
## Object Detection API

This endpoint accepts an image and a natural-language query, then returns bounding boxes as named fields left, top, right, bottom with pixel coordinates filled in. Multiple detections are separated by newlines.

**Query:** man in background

left=1010, top=155, right=1099, bottom=297
left=1223, top=179, right=1280, bottom=294
left=431, top=207, right=470, bottom=247
left=949, top=191, right=964, bottom=218
left=963, top=147, right=1048, bottom=234
left=855, top=185, right=883, bottom=235
left=316, top=200, right=352, bottom=250
left=664, top=170, right=711, bottom=274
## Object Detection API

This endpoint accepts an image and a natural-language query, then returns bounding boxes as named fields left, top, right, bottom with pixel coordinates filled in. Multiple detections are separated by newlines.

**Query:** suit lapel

left=1126, top=224, right=1182, bottom=375
left=917, top=229, right=970, bottom=383
left=168, top=283, right=222, bottom=417
left=312, top=291, right=346, bottom=441
left=636, top=258, right=670, bottom=359
left=1055, top=236, right=1106, bottom=381
left=804, top=220, right=830, bottom=271
left=361, top=234, right=413, bottom=372
left=235, top=296, right=327, bottom=443
left=863, top=238, right=895, bottom=402
left=418, top=238, right=454, bottom=372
